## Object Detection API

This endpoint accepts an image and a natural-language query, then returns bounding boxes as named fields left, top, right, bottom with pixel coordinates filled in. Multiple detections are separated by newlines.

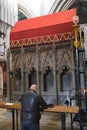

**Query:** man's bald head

left=30, top=84, right=38, bottom=92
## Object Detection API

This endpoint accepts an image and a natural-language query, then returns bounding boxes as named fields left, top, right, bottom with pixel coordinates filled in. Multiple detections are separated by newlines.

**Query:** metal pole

left=75, top=48, right=81, bottom=107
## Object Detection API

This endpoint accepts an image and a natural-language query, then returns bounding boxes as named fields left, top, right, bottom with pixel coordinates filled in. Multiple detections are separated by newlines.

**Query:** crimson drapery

left=10, top=8, right=76, bottom=48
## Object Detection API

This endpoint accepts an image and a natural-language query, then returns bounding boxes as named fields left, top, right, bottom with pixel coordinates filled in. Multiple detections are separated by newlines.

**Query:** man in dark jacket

left=19, top=84, right=48, bottom=130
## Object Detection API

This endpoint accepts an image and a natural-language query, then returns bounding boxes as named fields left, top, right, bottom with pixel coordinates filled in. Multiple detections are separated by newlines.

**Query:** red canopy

left=10, top=9, right=76, bottom=48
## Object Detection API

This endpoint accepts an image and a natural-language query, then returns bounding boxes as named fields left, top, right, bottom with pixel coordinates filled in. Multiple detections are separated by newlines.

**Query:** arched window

left=15, top=68, right=21, bottom=91
left=44, top=66, right=54, bottom=92
left=28, top=67, right=37, bottom=88
left=60, top=65, right=71, bottom=92
left=15, top=68, right=21, bottom=80
left=18, top=11, right=27, bottom=21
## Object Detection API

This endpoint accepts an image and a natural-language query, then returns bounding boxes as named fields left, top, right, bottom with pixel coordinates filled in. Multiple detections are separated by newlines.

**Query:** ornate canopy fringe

left=10, top=32, right=74, bottom=48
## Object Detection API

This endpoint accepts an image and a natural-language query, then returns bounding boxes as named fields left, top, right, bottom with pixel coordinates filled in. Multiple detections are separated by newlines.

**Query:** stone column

left=21, top=46, right=24, bottom=93
left=53, top=44, right=58, bottom=104
left=36, top=44, right=41, bottom=94
left=7, top=48, right=10, bottom=102
left=25, top=71, right=29, bottom=91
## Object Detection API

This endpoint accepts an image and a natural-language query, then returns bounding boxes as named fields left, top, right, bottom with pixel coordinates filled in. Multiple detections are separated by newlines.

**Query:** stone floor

left=0, top=96, right=87, bottom=130
left=0, top=108, right=85, bottom=130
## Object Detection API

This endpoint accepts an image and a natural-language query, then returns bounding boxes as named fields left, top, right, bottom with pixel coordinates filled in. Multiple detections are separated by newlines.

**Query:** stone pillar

left=7, top=48, right=10, bottom=102
left=25, top=71, right=29, bottom=91
left=53, top=44, right=58, bottom=104
left=36, top=44, right=41, bottom=94
left=21, top=46, right=24, bottom=93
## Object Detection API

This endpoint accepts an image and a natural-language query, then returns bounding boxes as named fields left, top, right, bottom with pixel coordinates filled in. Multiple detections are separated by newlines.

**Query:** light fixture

left=73, top=15, right=79, bottom=24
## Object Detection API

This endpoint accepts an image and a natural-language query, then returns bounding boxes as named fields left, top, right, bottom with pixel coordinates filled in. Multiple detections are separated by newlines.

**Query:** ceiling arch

left=17, top=0, right=82, bottom=19
left=17, top=0, right=37, bottom=18
left=49, top=0, right=76, bottom=13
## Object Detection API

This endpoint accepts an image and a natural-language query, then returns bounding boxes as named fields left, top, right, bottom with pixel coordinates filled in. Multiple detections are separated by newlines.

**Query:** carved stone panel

left=10, top=42, right=75, bottom=104
left=39, top=49, right=54, bottom=72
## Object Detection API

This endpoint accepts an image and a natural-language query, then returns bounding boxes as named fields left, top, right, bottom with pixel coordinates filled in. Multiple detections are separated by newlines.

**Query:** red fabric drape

left=10, top=9, right=76, bottom=48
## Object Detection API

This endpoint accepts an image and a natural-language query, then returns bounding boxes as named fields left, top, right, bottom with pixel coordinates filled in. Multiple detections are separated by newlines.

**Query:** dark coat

left=19, top=89, right=48, bottom=123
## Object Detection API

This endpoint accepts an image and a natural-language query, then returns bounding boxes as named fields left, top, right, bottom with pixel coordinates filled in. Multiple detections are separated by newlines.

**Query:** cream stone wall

left=0, top=0, right=18, bottom=26
left=0, top=0, right=18, bottom=95
left=0, top=0, right=18, bottom=58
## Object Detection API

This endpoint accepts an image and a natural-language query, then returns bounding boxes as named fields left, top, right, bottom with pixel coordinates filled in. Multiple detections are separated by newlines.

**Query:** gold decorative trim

left=10, top=32, right=74, bottom=48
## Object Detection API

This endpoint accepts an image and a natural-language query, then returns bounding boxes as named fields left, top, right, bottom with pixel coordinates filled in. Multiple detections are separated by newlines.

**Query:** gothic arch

left=17, top=0, right=37, bottom=18
left=49, top=0, right=76, bottom=13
